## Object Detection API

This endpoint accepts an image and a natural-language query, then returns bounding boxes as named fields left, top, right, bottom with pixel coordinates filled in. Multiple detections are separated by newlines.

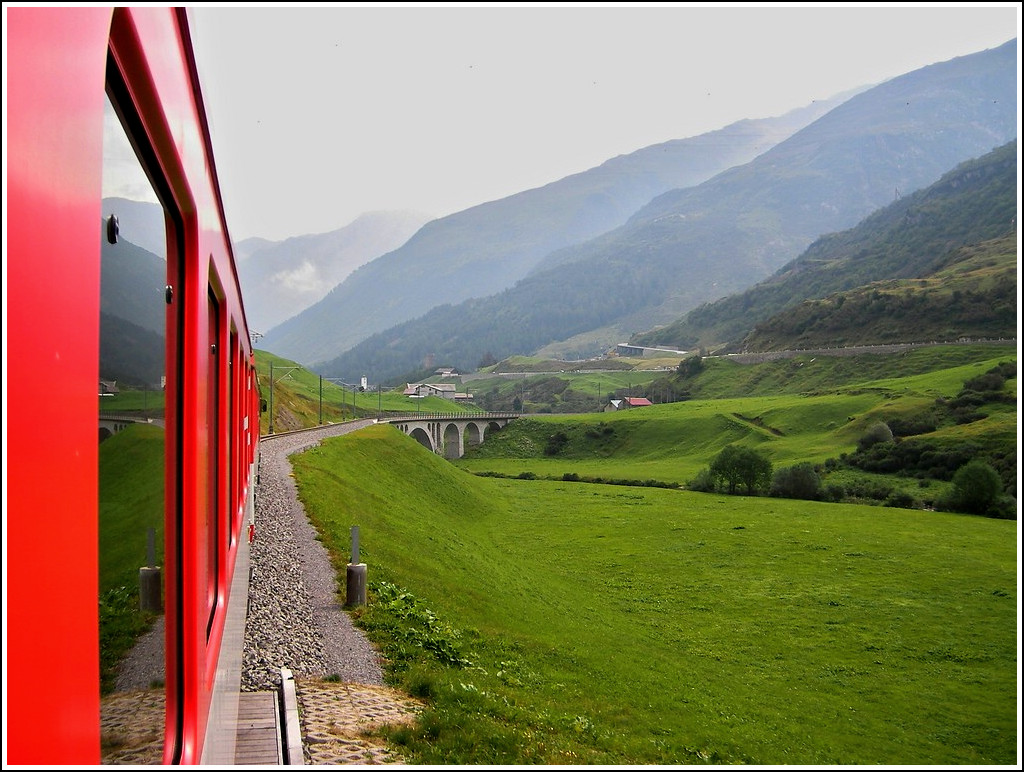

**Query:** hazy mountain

left=259, top=97, right=848, bottom=365
left=100, top=227, right=167, bottom=336
left=234, top=236, right=277, bottom=262
left=315, top=40, right=1016, bottom=383
left=237, top=210, right=431, bottom=334
left=102, top=197, right=167, bottom=258
left=531, top=39, right=1016, bottom=328
left=634, top=140, right=1018, bottom=351
left=99, top=226, right=167, bottom=386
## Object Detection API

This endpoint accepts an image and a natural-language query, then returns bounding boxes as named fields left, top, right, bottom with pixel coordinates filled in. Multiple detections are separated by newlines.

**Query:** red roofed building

left=624, top=397, right=653, bottom=407
left=606, top=396, right=653, bottom=411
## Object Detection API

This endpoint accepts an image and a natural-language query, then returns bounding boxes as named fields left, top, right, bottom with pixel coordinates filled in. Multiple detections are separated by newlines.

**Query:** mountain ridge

left=313, top=40, right=1017, bottom=382
left=259, top=95, right=849, bottom=364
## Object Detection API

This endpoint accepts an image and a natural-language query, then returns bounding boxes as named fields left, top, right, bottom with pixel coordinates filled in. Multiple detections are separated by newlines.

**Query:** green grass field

left=98, top=422, right=165, bottom=692
left=292, top=424, right=1018, bottom=765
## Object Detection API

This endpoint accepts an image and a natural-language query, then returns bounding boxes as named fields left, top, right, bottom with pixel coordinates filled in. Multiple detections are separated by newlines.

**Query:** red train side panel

left=6, top=7, right=259, bottom=765
left=6, top=8, right=112, bottom=764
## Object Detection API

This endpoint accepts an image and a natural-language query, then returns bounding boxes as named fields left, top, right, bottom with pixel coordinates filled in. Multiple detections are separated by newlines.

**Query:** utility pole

left=269, top=361, right=300, bottom=434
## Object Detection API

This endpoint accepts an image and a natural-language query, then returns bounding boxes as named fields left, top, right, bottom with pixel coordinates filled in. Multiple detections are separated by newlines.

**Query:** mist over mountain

left=315, top=40, right=1016, bottom=383
left=237, top=210, right=431, bottom=333
left=259, top=96, right=847, bottom=365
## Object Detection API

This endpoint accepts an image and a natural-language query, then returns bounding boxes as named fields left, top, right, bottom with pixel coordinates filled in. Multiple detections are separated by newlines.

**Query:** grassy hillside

left=99, top=423, right=165, bottom=592
left=636, top=140, right=1017, bottom=351
left=98, top=422, right=165, bottom=693
left=741, top=234, right=1016, bottom=351
left=458, top=347, right=1017, bottom=510
left=254, top=350, right=476, bottom=434
left=292, top=425, right=1016, bottom=764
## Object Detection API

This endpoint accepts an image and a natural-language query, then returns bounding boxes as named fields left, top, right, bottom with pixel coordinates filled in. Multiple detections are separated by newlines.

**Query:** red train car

left=6, top=7, right=260, bottom=764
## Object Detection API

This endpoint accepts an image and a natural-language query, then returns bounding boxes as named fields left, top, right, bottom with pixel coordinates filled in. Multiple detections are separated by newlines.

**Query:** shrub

left=884, top=490, right=918, bottom=509
left=823, top=484, right=846, bottom=503
left=858, top=421, right=894, bottom=451
left=545, top=431, right=569, bottom=456
left=771, top=463, right=822, bottom=501
left=688, top=467, right=717, bottom=493
left=962, top=372, right=1006, bottom=393
left=946, top=460, right=1004, bottom=515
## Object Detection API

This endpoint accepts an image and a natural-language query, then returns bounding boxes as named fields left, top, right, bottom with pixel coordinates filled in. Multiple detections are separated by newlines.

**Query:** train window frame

left=104, top=42, right=189, bottom=766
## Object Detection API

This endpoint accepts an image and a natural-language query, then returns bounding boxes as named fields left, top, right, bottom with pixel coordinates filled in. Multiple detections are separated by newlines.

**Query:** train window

left=98, top=87, right=169, bottom=741
left=207, top=286, right=223, bottom=640
left=229, top=330, right=239, bottom=549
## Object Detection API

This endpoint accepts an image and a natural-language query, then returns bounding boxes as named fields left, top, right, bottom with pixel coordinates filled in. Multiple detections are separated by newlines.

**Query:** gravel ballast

left=242, top=420, right=385, bottom=691
left=114, top=420, right=385, bottom=693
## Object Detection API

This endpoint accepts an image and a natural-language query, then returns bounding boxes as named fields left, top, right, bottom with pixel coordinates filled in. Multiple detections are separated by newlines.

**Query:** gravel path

left=243, top=419, right=384, bottom=691
left=114, top=419, right=385, bottom=693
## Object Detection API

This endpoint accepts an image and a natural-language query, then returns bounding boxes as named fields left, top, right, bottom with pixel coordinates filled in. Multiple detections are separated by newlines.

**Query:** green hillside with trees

left=635, top=140, right=1017, bottom=351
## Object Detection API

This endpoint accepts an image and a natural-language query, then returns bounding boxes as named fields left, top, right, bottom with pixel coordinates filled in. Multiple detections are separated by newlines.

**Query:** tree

left=948, top=459, right=1003, bottom=515
left=676, top=353, right=705, bottom=379
left=710, top=445, right=773, bottom=495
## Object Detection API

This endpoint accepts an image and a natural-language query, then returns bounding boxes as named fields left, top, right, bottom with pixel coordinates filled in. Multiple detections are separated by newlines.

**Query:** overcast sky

left=126, top=3, right=1020, bottom=243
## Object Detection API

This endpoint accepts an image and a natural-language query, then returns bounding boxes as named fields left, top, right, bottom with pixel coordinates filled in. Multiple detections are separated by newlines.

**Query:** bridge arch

left=443, top=422, right=462, bottom=459
left=380, top=413, right=517, bottom=459
left=463, top=421, right=483, bottom=449
left=408, top=426, right=433, bottom=452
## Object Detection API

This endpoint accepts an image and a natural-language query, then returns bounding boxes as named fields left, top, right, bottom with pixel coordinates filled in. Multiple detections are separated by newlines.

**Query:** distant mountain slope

left=532, top=39, right=1016, bottom=327
left=237, top=210, right=431, bottom=333
left=317, top=40, right=1017, bottom=383
left=634, top=139, right=1018, bottom=350
left=234, top=236, right=277, bottom=262
left=102, top=197, right=167, bottom=258
left=99, top=227, right=167, bottom=386
left=260, top=98, right=844, bottom=365
left=100, top=228, right=166, bottom=337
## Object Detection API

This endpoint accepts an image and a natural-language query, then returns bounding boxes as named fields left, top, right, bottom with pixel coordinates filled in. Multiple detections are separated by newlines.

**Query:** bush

left=884, top=490, right=918, bottom=509
left=823, top=484, right=846, bottom=503
left=688, top=467, right=716, bottom=493
left=858, top=421, right=894, bottom=451
left=771, top=463, right=822, bottom=501
left=946, top=460, right=1004, bottom=515
left=545, top=431, right=569, bottom=456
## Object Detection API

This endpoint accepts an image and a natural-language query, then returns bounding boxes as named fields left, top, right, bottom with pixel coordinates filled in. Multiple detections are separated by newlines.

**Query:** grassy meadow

left=292, top=422, right=1018, bottom=765
left=455, top=348, right=1017, bottom=508
left=98, top=422, right=165, bottom=692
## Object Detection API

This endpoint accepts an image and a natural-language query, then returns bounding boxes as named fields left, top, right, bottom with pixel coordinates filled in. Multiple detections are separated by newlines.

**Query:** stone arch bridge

left=376, top=412, right=518, bottom=459
left=99, top=412, right=164, bottom=442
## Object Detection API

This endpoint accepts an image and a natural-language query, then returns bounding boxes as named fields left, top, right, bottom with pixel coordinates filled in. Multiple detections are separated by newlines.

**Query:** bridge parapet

left=376, top=412, right=519, bottom=459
